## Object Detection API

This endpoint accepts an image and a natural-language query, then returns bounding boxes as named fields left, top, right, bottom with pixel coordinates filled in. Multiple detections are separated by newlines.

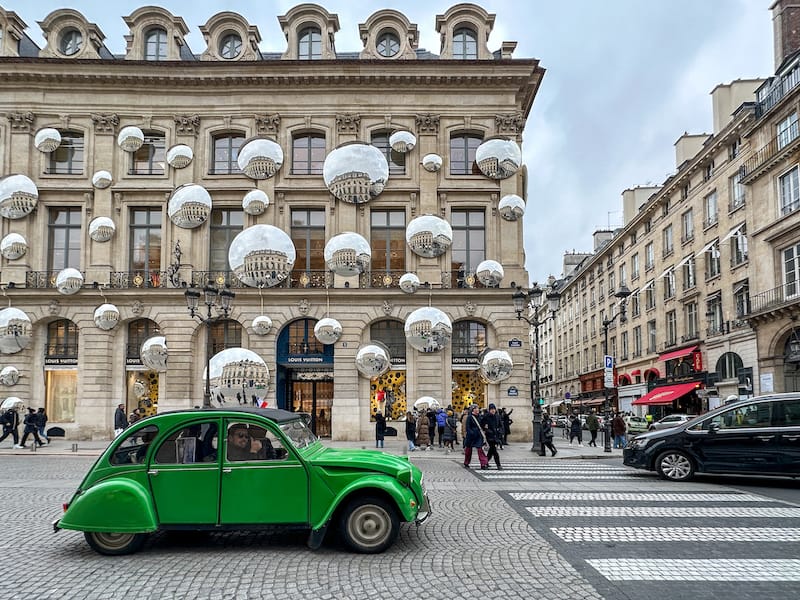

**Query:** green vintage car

left=54, top=407, right=430, bottom=555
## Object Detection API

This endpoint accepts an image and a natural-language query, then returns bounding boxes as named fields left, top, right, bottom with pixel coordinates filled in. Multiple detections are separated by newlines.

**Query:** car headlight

left=627, top=436, right=650, bottom=450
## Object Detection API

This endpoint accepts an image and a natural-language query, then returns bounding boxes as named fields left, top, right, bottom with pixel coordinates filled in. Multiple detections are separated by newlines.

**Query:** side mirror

left=707, top=422, right=720, bottom=434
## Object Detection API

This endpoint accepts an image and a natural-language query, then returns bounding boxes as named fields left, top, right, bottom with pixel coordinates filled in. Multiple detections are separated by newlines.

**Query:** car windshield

left=279, top=417, right=319, bottom=449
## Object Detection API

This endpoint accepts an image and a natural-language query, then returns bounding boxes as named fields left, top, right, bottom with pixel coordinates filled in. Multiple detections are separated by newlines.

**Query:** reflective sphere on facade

left=166, top=144, right=194, bottom=168
left=237, top=137, right=283, bottom=179
left=324, top=232, right=371, bottom=276
left=168, top=183, right=212, bottom=229
left=34, top=128, right=62, bottom=153
left=406, top=215, right=452, bottom=258
left=206, top=347, right=270, bottom=399
left=0, top=366, right=20, bottom=386
left=0, top=174, right=38, bottom=219
left=355, top=342, right=391, bottom=378
left=421, top=153, right=443, bottom=172
left=91, top=170, right=113, bottom=189
left=140, top=336, right=168, bottom=372
left=399, top=272, right=420, bottom=294
left=389, top=130, right=416, bottom=153
left=323, top=142, right=389, bottom=204
left=56, top=268, right=84, bottom=295
left=404, top=306, right=452, bottom=353
left=93, top=303, right=120, bottom=330
left=475, top=260, right=504, bottom=287
left=242, top=189, right=269, bottom=216
left=228, top=225, right=296, bottom=288
left=88, top=217, right=116, bottom=243
left=478, top=348, right=514, bottom=383
left=475, top=137, right=521, bottom=180
left=498, top=194, right=525, bottom=221
left=251, top=315, right=273, bottom=336
left=117, top=126, right=145, bottom=152
left=314, top=317, right=343, bottom=345
left=0, top=307, right=32, bottom=354
left=0, top=233, right=27, bottom=260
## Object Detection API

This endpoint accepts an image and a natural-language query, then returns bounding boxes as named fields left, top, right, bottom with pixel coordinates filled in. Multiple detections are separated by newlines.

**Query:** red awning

left=631, top=381, right=700, bottom=405
left=658, top=346, right=699, bottom=363
left=630, top=369, right=641, bottom=376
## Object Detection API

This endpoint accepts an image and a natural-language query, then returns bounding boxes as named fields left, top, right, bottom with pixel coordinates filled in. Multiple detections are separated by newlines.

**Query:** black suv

left=623, top=393, right=800, bottom=481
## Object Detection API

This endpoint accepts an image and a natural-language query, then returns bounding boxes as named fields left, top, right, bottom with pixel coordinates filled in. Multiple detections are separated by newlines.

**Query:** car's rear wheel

left=339, top=496, right=399, bottom=554
left=655, top=450, right=695, bottom=482
left=84, top=531, right=148, bottom=556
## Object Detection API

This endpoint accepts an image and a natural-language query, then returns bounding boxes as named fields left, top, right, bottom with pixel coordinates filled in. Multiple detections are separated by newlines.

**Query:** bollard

left=71, top=443, right=78, bottom=452
left=31, top=442, right=36, bottom=453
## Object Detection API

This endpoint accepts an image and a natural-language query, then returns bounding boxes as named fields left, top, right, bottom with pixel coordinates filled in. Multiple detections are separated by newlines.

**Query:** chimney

left=772, top=0, right=800, bottom=70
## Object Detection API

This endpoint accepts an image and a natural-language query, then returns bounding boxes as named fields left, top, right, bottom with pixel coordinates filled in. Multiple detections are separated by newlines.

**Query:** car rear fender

left=311, top=476, right=417, bottom=531
left=57, top=478, right=157, bottom=533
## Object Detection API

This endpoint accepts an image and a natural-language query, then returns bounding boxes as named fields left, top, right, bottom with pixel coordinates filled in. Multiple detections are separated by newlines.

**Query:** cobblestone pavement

left=3, top=438, right=800, bottom=599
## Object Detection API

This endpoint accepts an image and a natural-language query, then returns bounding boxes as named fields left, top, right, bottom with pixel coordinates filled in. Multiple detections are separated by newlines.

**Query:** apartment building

left=0, top=4, right=542, bottom=440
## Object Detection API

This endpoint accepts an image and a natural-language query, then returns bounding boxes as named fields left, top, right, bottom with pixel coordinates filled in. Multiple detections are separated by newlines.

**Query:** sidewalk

left=0, top=436, right=626, bottom=459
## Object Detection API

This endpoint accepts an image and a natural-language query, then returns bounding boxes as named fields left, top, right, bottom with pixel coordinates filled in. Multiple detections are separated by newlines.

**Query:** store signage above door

left=45, top=357, right=78, bottom=366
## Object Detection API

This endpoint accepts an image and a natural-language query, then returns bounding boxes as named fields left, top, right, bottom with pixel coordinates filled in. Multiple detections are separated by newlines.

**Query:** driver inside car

left=226, top=423, right=276, bottom=461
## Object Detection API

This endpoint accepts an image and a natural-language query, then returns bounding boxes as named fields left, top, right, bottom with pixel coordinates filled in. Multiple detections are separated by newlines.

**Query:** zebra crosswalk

left=504, top=486, right=800, bottom=598
left=474, top=460, right=651, bottom=479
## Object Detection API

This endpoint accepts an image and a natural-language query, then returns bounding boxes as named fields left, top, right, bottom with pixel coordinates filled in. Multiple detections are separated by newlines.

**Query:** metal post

left=531, top=318, right=543, bottom=454
left=603, top=320, right=612, bottom=453
left=203, top=318, right=212, bottom=409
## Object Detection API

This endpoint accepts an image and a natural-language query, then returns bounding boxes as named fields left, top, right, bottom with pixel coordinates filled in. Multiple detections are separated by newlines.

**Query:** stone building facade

left=0, top=4, right=543, bottom=440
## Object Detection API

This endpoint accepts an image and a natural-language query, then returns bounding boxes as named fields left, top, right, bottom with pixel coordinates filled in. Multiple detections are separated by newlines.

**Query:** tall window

left=631, top=253, right=640, bottom=279
left=645, top=281, right=655, bottom=310
left=645, top=242, right=654, bottom=270
left=729, top=172, right=745, bottom=210
left=779, top=165, right=800, bottom=216
left=209, top=209, right=244, bottom=271
left=370, top=210, right=405, bottom=273
left=619, top=263, right=627, bottom=285
left=734, top=280, right=750, bottom=317
left=663, top=272, right=675, bottom=299
left=288, top=319, right=323, bottom=354
left=666, top=310, right=677, bottom=346
left=452, top=320, right=487, bottom=357
left=681, top=209, right=694, bottom=242
left=371, top=131, right=405, bottom=175
left=127, top=319, right=158, bottom=359
left=451, top=209, right=485, bottom=279
left=705, top=243, right=721, bottom=279
left=731, top=226, right=748, bottom=266
left=449, top=133, right=483, bottom=175
left=683, top=256, right=696, bottom=290
left=706, top=294, right=723, bottom=335
left=620, top=331, right=629, bottom=359
left=47, top=319, right=79, bottom=356
left=130, top=209, right=162, bottom=275
left=208, top=319, right=242, bottom=356
left=783, top=241, right=800, bottom=298
left=704, top=191, right=718, bottom=226
left=144, top=27, right=167, bottom=61
left=48, top=208, right=81, bottom=271
left=291, top=133, right=325, bottom=175
left=662, top=225, right=673, bottom=256
left=371, top=320, right=406, bottom=361
left=298, top=26, right=321, bottom=60
left=630, top=293, right=640, bottom=317
left=453, top=27, right=477, bottom=59
left=685, top=302, right=698, bottom=339
left=633, top=325, right=642, bottom=356
left=211, top=133, right=244, bottom=174
left=291, top=209, right=326, bottom=275
left=131, top=132, right=165, bottom=175
left=647, top=319, right=657, bottom=353
left=777, top=111, right=798, bottom=150
left=48, top=130, right=84, bottom=175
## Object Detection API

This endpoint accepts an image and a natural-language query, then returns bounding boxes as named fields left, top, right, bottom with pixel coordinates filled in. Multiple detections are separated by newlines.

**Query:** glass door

left=290, top=379, right=333, bottom=438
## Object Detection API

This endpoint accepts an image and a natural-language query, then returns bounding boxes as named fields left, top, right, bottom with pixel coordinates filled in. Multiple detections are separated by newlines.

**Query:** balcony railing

left=110, top=271, right=171, bottom=289
left=742, top=120, right=800, bottom=180
left=746, top=283, right=799, bottom=315
left=755, top=63, right=800, bottom=118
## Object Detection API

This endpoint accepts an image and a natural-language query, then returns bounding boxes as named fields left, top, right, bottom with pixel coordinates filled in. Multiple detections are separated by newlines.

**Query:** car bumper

left=622, top=448, right=650, bottom=470
left=415, top=493, right=432, bottom=525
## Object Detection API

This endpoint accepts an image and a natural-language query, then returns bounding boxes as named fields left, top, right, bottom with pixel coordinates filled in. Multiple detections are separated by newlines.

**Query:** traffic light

left=538, top=398, right=545, bottom=405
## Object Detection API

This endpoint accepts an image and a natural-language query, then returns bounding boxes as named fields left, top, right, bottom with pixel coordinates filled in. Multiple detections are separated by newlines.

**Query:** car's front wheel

left=339, top=496, right=399, bottom=554
left=84, top=531, right=148, bottom=556
left=655, top=450, right=695, bottom=482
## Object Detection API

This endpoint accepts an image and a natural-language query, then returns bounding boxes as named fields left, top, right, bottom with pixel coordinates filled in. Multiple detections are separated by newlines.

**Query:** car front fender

left=57, top=478, right=158, bottom=533
left=311, top=476, right=418, bottom=531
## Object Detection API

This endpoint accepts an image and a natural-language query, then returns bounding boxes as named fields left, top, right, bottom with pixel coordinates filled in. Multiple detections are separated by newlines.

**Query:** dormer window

left=59, top=28, right=82, bottom=56
left=219, top=32, right=242, bottom=59
left=298, top=26, right=321, bottom=60
left=453, top=27, right=477, bottom=59
left=145, top=27, right=167, bottom=61
left=376, top=30, right=400, bottom=57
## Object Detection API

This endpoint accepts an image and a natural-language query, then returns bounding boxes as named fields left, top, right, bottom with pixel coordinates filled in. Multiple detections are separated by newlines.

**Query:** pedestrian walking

left=19, top=407, right=45, bottom=448
left=0, top=406, right=20, bottom=447
left=405, top=411, right=417, bottom=452
left=36, top=407, right=49, bottom=443
left=540, top=412, right=558, bottom=456
left=569, top=413, right=583, bottom=446
left=426, top=407, right=437, bottom=449
left=374, top=410, right=386, bottom=449
left=435, top=407, right=446, bottom=447
left=443, top=409, right=457, bottom=453
left=612, top=412, right=627, bottom=449
left=481, top=403, right=503, bottom=469
left=463, top=404, right=489, bottom=469
left=500, top=407, right=513, bottom=446
left=114, top=403, right=128, bottom=437
left=585, top=409, right=599, bottom=447
left=128, top=408, right=141, bottom=426
left=416, top=410, right=432, bottom=450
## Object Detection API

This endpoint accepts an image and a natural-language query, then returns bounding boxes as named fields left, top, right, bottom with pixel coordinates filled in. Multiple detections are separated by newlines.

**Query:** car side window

left=712, top=402, right=771, bottom=430
left=110, top=425, right=159, bottom=465
left=154, top=421, right=218, bottom=464
left=779, top=399, right=800, bottom=426
left=225, top=422, right=289, bottom=462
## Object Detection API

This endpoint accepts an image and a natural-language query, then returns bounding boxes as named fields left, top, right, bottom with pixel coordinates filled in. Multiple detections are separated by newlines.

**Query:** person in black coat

left=569, top=413, right=583, bottom=446
left=405, top=411, right=417, bottom=452
left=19, top=407, right=45, bottom=448
left=481, top=403, right=503, bottom=469
left=463, top=404, right=489, bottom=469
left=0, top=408, right=20, bottom=447
left=540, top=412, right=557, bottom=456
left=500, top=407, right=513, bottom=445
left=374, top=410, right=386, bottom=448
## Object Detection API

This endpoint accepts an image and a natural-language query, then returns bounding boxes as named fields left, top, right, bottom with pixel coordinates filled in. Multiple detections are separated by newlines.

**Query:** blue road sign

left=604, top=355, right=613, bottom=369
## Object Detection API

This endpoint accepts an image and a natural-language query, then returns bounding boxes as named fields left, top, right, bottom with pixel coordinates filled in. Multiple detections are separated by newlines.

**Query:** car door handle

left=784, top=436, right=800, bottom=441
left=755, top=436, right=775, bottom=441
left=147, top=470, right=158, bottom=476
left=222, top=468, right=232, bottom=474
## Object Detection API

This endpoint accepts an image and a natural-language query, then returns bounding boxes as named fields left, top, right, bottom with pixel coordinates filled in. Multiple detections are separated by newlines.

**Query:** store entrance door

left=290, top=379, right=333, bottom=438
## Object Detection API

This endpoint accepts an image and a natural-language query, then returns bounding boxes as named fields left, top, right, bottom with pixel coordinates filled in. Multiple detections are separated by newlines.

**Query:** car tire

left=338, top=496, right=399, bottom=554
left=655, top=450, right=695, bottom=482
left=84, top=531, right=148, bottom=556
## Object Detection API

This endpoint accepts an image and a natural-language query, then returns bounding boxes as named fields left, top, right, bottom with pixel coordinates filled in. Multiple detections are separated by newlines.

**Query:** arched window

left=130, top=131, right=165, bottom=175
left=716, top=352, right=743, bottom=380
left=449, top=132, right=483, bottom=175
left=210, top=132, right=245, bottom=174
left=370, top=320, right=406, bottom=361
left=46, top=319, right=78, bottom=357
left=298, top=26, right=321, bottom=60
left=376, top=29, right=400, bottom=57
left=127, top=319, right=159, bottom=359
left=370, top=130, right=405, bottom=175
left=208, top=319, right=242, bottom=357
left=59, top=28, right=83, bottom=56
left=453, top=27, right=477, bottom=59
left=452, top=320, right=487, bottom=358
left=288, top=319, right=323, bottom=354
left=292, top=132, right=326, bottom=175
left=219, top=32, right=242, bottom=59
left=145, top=27, right=167, bottom=61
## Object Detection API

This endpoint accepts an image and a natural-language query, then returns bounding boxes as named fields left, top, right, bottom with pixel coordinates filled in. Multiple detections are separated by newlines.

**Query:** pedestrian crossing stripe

left=481, top=473, right=650, bottom=479
left=586, top=558, right=800, bottom=581
left=510, top=492, right=768, bottom=502
left=553, top=527, right=800, bottom=542
left=526, top=506, right=800, bottom=517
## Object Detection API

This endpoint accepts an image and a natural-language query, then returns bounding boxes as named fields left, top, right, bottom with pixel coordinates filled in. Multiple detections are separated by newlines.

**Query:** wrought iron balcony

left=746, top=283, right=799, bottom=316
left=741, top=120, right=800, bottom=181
left=109, top=271, right=170, bottom=289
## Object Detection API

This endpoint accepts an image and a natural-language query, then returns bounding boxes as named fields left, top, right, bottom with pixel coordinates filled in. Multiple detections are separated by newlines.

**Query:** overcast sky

left=11, top=1, right=776, bottom=283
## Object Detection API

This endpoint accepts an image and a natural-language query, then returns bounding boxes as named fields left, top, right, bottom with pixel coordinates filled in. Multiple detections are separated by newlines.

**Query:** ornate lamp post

left=601, top=284, right=632, bottom=452
left=185, top=284, right=235, bottom=408
left=513, top=282, right=561, bottom=454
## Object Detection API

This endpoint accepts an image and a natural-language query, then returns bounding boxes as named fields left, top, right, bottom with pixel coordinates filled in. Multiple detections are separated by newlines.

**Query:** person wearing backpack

left=0, top=408, right=20, bottom=447
left=19, top=407, right=45, bottom=448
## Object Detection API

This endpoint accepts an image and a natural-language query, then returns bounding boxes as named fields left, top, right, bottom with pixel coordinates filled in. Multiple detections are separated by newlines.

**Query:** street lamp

left=601, top=283, right=631, bottom=452
left=513, top=282, right=561, bottom=454
left=185, top=283, right=235, bottom=408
